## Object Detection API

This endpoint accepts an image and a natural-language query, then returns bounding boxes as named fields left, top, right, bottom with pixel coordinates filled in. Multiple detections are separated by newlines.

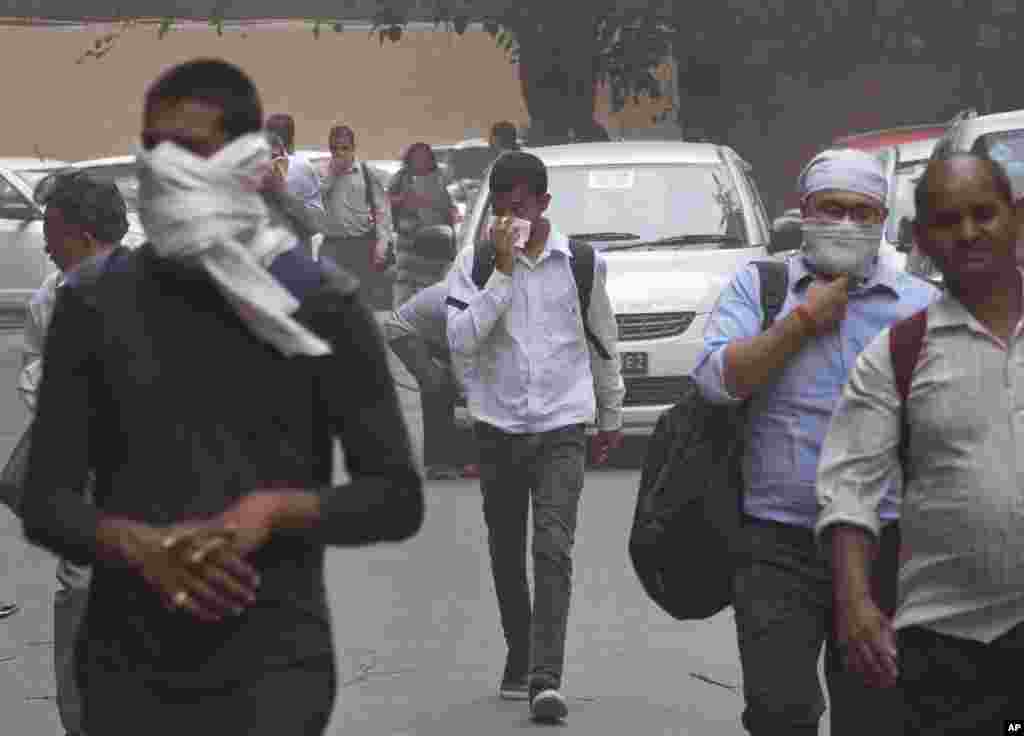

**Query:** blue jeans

left=474, top=422, right=586, bottom=688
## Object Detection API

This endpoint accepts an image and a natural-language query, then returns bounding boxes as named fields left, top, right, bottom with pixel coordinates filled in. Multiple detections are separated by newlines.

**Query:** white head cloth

left=797, top=148, right=888, bottom=206
left=136, top=133, right=331, bottom=357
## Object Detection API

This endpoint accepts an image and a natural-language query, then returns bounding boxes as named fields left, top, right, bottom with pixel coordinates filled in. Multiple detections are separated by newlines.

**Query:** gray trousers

left=56, top=559, right=90, bottom=736
left=319, top=235, right=393, bottom=311
left=473, top=422, right=586, bottom=689
left=733, top=516, right=901, bottom=736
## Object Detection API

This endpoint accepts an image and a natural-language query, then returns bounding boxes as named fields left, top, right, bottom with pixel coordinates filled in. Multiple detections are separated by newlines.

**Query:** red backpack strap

left=889, top=308, right=928, bottom=471
left=890, top=309, right=928, bottom=406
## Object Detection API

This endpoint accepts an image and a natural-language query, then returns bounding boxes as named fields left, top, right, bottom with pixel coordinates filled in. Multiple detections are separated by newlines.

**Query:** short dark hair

left=329, top=125, right=356, bottom=147
left=489, top=151, right=547, bottom=197
left=144, top=58, right=263, bottom=141
left=34, top=170, right=129, bottom=243
left=915, top=151, right=1015, bottom=221
left=266, top=113, right=295, bottom=151
left=491, top=121, right=519, bottom=149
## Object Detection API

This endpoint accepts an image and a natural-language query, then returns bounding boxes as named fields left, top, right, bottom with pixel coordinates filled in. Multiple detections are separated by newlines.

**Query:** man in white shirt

left=21, top=169, right=130, bottom=736
left=818, top=152, right=1024, bottom=731
left=265, top=113, right=326, bottom=257
left=447, top=152, right=624, bottom=722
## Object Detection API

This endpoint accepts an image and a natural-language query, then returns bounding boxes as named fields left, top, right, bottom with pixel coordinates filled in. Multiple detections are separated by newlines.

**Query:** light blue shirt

left=692, top=255, right=939, bottom=529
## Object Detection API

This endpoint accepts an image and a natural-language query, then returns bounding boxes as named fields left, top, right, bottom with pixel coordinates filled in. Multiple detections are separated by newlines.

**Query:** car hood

left=603, top=246, right=767, bottom=314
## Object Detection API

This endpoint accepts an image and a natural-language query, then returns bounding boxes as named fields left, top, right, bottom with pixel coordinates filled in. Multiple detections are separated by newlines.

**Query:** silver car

left=0, top=158, right=69, bottom=328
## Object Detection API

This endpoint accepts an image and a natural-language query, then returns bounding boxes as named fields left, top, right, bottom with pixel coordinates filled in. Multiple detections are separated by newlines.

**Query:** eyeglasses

left=812, top=202, right=885, bottom=225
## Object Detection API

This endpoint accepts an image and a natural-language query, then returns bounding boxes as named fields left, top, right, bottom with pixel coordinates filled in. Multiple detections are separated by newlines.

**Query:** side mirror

left=896, top=216, right=915, bottom=253
left=768, top=216, right=802, bottom=255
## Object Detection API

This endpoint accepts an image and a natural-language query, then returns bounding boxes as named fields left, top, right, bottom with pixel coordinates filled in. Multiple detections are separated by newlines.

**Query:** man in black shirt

left=21, top=58, right=423, bottom=736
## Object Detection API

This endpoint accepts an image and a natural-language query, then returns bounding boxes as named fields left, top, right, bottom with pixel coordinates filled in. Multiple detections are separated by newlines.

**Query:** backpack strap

left=891, top=309, right=927, bottom=405
left=471, top=239, right=497, bottom=291
left=360, top=163, right=377, bottom=227
left=568, top=239, right=612, bottom=360
left=753, top=260, right=789, bottom=330
left=889, top=308, right=928, bottom=468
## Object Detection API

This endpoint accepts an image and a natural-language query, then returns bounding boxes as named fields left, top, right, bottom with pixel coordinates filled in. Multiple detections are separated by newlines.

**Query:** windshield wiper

left=603, top=234, right=745, bottom=251
left=568, top=232, right=641, bottom=242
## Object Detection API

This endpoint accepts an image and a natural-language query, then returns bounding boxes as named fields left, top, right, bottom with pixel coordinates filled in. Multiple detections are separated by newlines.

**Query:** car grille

left=623, top=376, right=689, bottom=406
left=616, top=312, right=695, bottom=342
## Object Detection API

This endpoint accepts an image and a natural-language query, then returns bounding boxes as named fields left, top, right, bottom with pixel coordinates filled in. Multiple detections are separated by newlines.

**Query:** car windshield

left=973, top=128, right=1024, bottom=186
left=78, top=162, right=140, bottom=211
left=884, top=160, right=927, bottom=244
left=534, top=163, right=750, bottom=247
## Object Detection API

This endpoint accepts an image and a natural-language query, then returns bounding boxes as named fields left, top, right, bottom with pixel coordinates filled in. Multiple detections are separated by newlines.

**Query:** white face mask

left=801, top=219, right=883, bottom=280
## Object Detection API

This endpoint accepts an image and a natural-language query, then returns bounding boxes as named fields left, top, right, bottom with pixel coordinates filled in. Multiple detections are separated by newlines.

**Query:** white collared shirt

left=817, top=270, right=1024, bottom=643
left=447, top=226, right=624, bottom=434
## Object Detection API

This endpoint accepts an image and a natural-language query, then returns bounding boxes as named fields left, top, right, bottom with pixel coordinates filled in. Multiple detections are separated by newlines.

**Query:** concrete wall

left=0, top=22, right=672, bottom=164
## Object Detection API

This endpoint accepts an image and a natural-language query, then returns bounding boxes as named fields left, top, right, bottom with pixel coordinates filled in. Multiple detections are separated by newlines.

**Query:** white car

left=0, top=158, right=72, bottom=327
left=879, top=137, right=944, bottom=285
left=458, top=141, right=775, bottom=436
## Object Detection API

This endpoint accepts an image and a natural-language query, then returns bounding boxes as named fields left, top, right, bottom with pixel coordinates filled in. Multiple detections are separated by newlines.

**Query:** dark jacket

left=21, top=243, right=423, bottom=684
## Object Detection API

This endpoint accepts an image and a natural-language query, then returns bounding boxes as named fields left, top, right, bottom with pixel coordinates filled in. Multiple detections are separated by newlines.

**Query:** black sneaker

left=529, top=684, right=568, bottom=723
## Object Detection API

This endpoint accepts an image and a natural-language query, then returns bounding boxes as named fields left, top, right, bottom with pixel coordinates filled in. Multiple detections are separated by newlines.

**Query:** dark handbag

left=0, top=422, right=33, bottom=516
left=627, top=260, right=788, bottom=620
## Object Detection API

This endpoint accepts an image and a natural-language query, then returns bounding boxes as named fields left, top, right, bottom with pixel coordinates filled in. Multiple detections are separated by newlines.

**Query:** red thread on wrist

left=793, top=305, right=817, bottom=336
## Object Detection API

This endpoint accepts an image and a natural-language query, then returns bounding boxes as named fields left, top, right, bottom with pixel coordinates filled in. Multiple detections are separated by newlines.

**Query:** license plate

left=620, top=351, right=648, bottom=376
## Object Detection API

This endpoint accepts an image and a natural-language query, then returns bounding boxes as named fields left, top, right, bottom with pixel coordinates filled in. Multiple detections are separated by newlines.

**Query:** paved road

left=0, top=322, right=829, bottom=735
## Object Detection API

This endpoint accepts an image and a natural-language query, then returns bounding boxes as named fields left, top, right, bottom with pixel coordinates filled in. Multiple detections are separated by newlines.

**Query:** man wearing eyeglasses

left=692, top=149, right=939, bottom=736
left=319, top=124, right=393, bottom=309
left=20, top=169, right=131, bottom=736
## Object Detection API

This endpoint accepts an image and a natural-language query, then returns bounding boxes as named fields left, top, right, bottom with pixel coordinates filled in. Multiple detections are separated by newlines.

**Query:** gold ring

left=173, top=590, right=190, bottom=608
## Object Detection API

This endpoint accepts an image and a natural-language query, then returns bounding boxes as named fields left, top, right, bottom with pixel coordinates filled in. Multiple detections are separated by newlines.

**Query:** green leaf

left=312, top=19, right=321, bottom=39
left=157, top=17, right=174, bottom=39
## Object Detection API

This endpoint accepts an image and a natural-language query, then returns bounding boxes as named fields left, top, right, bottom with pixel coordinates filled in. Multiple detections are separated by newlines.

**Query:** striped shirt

left=817, top=271, right=1024, bottom=643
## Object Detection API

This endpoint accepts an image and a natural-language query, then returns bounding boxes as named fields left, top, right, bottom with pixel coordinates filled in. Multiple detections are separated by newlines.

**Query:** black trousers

left=82, top=653, right=336, bottom=736
left=900, top=623, right=1024, bottom=734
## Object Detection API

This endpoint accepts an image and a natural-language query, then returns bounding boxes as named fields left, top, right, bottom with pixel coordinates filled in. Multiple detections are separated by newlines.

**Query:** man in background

left=384, top=280, right=478, bottom=480
left=21, top=169, right=131, bottom=736
left=319, top=124, right=393, bottom=309
left=265, top=113, right=325, bottom=257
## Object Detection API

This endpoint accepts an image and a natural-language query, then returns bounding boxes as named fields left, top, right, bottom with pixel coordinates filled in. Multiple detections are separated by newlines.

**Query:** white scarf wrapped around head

left=136, top=133, right=331, bottom=357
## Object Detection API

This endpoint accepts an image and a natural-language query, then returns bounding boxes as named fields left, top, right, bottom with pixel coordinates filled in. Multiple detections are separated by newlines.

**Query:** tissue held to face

left=800, top=190, right=887, bottom=279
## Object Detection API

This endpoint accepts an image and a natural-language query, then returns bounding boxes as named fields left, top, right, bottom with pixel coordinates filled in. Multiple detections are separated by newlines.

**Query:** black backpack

left=628, top=260, right=788, bottom=621
left=468, top=238, right=612, bottom=360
